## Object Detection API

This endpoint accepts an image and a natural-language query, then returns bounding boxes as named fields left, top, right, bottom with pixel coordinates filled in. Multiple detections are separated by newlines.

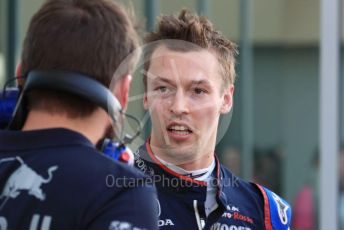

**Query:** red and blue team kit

left=135, top=141, right=292, bottom=230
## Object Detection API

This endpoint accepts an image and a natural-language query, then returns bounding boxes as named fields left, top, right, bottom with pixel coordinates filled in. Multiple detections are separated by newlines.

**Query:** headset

left=0, top=69, right=142, bottom=165
left=0, top=87, right=18, bottom=130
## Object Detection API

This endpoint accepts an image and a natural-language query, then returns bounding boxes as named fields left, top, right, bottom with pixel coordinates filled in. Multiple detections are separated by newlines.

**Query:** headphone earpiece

left=101, top=139, right=134, bottom=165
left=0, top=88, right=19, bottom=129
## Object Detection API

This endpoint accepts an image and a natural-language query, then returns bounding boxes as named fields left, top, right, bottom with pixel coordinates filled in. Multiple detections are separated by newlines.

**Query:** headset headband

left=9, top=70, right=123, bottom=138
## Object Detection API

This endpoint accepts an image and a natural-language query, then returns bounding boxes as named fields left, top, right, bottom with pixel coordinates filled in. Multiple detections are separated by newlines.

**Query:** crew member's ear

left=113, top=74, right=132, bottom=110
left=16, top=62, right=25, bottom=86
left=220, top=84, right=234, bottom=114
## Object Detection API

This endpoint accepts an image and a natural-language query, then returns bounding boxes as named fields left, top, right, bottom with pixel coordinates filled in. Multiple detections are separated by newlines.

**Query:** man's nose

left=169, top=90, right=189, bottom=115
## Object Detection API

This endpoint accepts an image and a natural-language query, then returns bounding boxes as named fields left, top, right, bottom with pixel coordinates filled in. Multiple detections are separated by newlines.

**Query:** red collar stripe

left=255, top=184, right=273, bottom=230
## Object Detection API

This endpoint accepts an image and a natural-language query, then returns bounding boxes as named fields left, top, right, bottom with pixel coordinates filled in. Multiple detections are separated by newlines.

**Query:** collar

left=138, top=139, right=235, bottom=207
left=215, top=156, right=233, bottom=207
left=0, top=128, right=94, bottom=151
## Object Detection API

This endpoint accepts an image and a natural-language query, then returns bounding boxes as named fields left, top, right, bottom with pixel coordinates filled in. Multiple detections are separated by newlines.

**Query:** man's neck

left=155, top=154, right=216, bottom=180
left=149, top=144, right=215, bottom=171
left=22, top=109, right=108, bottom=145
left=174, top=155, right=215, bottom=171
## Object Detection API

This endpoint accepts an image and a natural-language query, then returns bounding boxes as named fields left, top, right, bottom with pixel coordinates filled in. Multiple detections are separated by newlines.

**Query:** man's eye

left=194, top=88, right=206, bottom=95
left=155, top=86, right=168, bottom=93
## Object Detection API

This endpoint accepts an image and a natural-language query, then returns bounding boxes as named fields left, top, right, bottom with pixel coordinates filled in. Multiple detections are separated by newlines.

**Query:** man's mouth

left=166, top=124, right=193, bottom=135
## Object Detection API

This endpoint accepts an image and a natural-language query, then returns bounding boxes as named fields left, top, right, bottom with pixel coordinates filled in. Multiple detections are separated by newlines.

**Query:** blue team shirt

left=134, top=140, right=292, bottom=230
left=0, top=128, right=158, bottom=230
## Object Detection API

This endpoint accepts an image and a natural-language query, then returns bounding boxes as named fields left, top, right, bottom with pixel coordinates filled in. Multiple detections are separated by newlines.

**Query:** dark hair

left=21, top=0, right=139, bottom=117
left=143, top=9, right=238, bottom=90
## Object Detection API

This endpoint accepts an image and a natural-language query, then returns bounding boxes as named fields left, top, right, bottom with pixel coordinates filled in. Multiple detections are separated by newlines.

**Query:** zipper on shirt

left=193, top=200, right=203, bottom=230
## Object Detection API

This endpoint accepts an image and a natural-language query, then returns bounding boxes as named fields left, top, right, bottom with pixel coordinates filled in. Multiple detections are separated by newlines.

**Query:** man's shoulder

left=65, top=146, right=149, bottom=180
left=0, top=130, right=150, bottom=187
left=219, top=164, right=292, bottom=229
left=253, top=183, right=292, bottom=229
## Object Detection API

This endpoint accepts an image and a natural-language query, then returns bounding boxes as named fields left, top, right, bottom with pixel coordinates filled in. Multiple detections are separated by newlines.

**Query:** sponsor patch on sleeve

left=263, top=187, right=291, bottom=229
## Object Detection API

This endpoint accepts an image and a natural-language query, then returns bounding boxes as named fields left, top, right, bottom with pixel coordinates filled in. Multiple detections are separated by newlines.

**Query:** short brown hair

left=143, top=9, right=238, bottom=90
left=21, top=0, right=139, bottom=117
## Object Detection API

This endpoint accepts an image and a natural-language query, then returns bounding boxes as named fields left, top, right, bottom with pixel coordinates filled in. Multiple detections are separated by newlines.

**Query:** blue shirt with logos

left=0, top=128, right=158, bottom=230
left=134, top=140, right=291, bottom=230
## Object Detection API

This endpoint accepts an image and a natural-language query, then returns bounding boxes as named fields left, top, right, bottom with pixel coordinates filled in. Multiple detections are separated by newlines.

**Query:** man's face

left=144, top=45, right=234, bottom=165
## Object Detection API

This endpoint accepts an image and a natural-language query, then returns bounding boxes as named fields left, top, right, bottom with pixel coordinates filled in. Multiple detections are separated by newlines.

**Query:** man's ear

left=15, top=61, right=25, bottom=87
left=220, top=84, right=234, bottom=114
left=113, top=74, right=132, bottom=110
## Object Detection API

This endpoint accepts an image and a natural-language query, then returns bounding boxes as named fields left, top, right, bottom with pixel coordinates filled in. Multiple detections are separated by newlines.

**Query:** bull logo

left=0, top=156, right=58, bottom=209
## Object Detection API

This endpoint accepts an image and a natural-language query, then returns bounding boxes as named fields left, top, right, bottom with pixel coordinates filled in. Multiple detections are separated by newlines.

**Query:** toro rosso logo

left=223, top=205, right=254, bottom=225
left=0, top=156, right=58, bottom=209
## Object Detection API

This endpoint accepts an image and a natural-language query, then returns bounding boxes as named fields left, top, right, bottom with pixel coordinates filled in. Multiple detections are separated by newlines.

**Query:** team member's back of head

left=22, top=0, right=139, bottom=117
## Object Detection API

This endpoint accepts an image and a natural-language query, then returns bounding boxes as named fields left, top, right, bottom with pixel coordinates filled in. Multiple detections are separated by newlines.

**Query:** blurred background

left=0, top=0, right=343, bottom=229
